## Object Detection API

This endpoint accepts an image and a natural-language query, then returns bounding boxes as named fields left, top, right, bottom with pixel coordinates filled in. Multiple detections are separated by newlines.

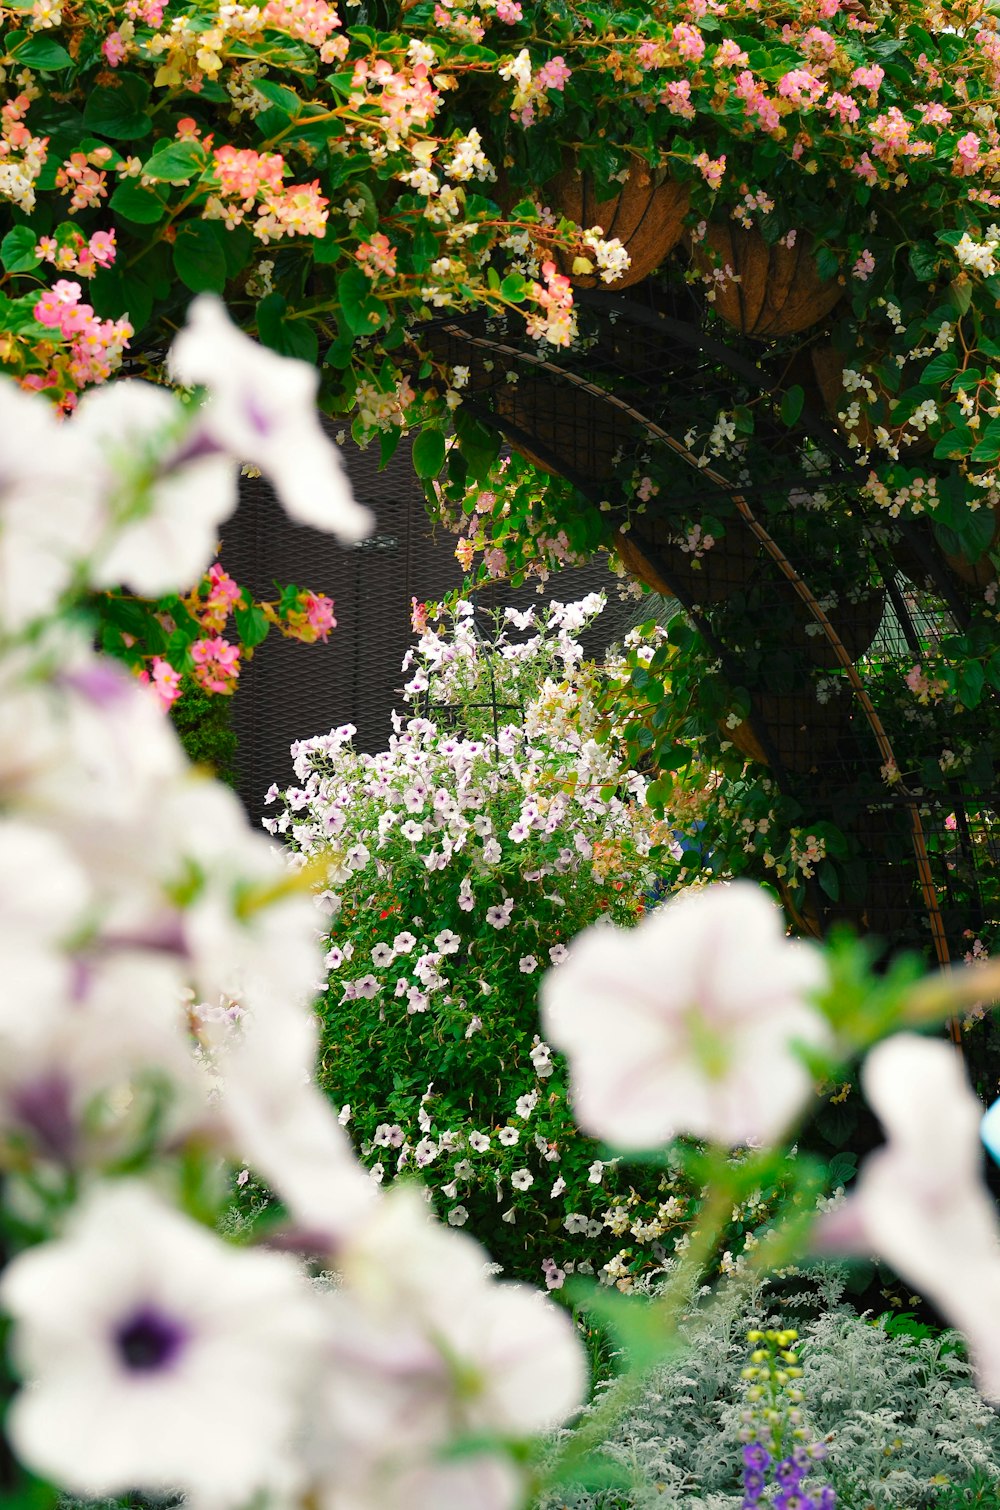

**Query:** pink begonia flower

left=535, top=55, right=571, bottom=90
left=168, top=296, right=373, bottom=543
left=540, top=881, right=831, bottom=1150
left=138, top=657, right=182, bottom=710
left=817, top=1034, right=1000, bottom=1400
left=0, top=1181, right=324, bottom=1504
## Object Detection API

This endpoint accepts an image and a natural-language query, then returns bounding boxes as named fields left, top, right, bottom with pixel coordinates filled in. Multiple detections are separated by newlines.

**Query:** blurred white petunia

left=817, top=1033, right=1000, bottom=1401
left=0, top=379, right=101, bottom=630
left=168, top=297, right=374, bottom=542
left=0, top=950, right=202, bottom=1165
left=0, top=1181, right=322, bottom=1505
left=208, top=1000, right=376, bottom=1244
left=540, top=881, right=830, bottom=1150
left=0, top=628, right=184, bottom=837
left=72, top=379, right=237, bottom=597
left=307, top=1184, right=586, bottom=1508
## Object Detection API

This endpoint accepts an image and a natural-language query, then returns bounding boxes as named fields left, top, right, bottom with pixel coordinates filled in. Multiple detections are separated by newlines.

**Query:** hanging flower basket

left=692, top=225, right=842, bottom=340
left=547, top=155, right=690, bottom=289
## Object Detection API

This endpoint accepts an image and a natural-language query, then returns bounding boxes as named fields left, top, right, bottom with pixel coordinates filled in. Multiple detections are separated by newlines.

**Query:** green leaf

left=412, top=427, right=446, bottom=479
left=256, top=291, right=319, bottom=363
left=971, top=415, right=1000, bottom=466
left=379, top=426, right=402, bottom=470
left=780, top=383, right=804, bottom=427
left=919, top=349, right=957, bottom=384
left=500, top=271, right=529, bottom=302
left=818, top=861, right=840, bottom=902
left=948, top=278, right=973, bottom=316
left=234, top=604, right=270, bottom=649
left=11, top=33, right=72, bottom=67
left=933, top=424, right=973, bottom=460
left=908, top=240, right=938, bottom=282
left=253, top=78, right=301, bottom=117
left=83, top=74, right=153, bottom=140
left=110, top=177, right=168, bottom=224
left=142, top=140, right=206, bottom=184
left=0, top=224, right=40, bottom=273
left=173, top=221, right=228, bottom=294
left=958, top=659, right=985, bottom=709
left=313, top=232, right=342, bottom=264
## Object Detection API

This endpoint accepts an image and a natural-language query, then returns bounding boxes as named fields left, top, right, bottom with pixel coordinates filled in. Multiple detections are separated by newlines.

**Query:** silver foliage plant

left=542, top=1268, right=1000, bottom=1510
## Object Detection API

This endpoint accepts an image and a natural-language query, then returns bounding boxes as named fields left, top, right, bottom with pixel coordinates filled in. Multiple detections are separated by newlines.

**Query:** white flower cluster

left=0, top=304, right=585, bottom=1508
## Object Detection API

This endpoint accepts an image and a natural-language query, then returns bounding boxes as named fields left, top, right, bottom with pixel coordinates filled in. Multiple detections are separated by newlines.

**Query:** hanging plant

left=546, top=153, right=690, bottom=289
left=692, top=225, right=843, bottom=341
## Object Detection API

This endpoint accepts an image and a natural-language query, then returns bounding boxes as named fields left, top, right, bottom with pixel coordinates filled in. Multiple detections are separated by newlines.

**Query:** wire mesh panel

left=427, top=271, right=1000, bottom=965
left=221, top=433, right=463, bottom=822
left=222, top=431, right=628, bottom=824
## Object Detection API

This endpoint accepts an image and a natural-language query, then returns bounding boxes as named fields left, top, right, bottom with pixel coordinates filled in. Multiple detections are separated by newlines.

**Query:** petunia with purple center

left=114, top=1305, right=188, bottom=1373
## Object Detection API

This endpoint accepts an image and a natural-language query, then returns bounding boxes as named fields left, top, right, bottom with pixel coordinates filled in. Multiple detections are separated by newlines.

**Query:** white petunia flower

left=818, top=1033, right=1000, bottom=1401
left=167, top=296, right=373, bottom=542
left=73, top=379, right=237, bottom=597
left=0, top=1180, right=322, bottom=1505
left=511, top=1168, right=533, bottom=1191
left=435, top=928, right=461, bottom=954
left=541, top=881, right=830, bottom=1150
left=498, top=1127, right=519, bottom=1146
left=311, top=1185, right=586, bottom=1508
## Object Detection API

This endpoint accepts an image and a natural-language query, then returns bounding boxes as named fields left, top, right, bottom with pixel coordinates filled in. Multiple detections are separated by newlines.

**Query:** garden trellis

left=430, top=269, right=1000, bottom=974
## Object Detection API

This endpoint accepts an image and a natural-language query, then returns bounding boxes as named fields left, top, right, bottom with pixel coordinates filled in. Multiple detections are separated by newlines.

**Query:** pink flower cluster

left=55, top=149, right=113, bottom=214
left=261, top=0, right=343, bottom=50
left=524, top=259, right=575, bottom=347
left=535, top=55, right=571, bottom=91
left=31, top=279, right=133, bottom=396
left=123, top=0, right=166, bottom=23
left=190, top=636, right=241, bottom=695
left=199, top=563, right=243, bottom=634
left=356, top=232, right=397, bottom=279
left=208, top=146, right=329, bottom=242
left=734, top=71, right=780, bottom=133
left=35, top=228, right=116, bottom=279
left=137, top=656, right=183, bottom=711
left=694, top=152, right=726, bottom=191
left=285, top=591, right=337, bottom=644
left=349, top=58, right=441, bottom=140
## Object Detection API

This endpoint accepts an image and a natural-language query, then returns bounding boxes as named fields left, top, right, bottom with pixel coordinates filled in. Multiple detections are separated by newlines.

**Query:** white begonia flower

left=540, top=881, right=830, bottom=1150
left=0, top=1180, right=323, bottom=1505
left=167, top=296, right=374, bottom=543
left=310, top=1185, right=585, bottom=1509
left=817, top=1033, right=1000, bottom=1401
left=72, top=379, right=238, bottom=597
